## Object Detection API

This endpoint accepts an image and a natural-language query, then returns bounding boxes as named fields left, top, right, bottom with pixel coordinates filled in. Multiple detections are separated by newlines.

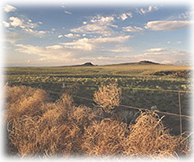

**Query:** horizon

left=2, top=4, right=192, bottom=66
left=4, top=60, right=191, bottom=67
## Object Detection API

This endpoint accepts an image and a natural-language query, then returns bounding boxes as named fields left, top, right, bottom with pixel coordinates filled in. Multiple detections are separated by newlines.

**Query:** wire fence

left=6, top=81, right=193, bottom=134
left=47, top=89, right=192, bottom=119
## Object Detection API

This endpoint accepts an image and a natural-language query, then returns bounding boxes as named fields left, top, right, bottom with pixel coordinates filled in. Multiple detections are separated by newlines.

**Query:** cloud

left=3, top=21, right=10, bottom=27
left=58, top=35, right=63, bottom=38
left=109, top=45, right=131, bottom=53
left=4, top=16, right=48, bottom=37
left=23, top=28, right=47, bottom=36
left=80, top=49, right=190, bottom=65
left=64, top=10, right=72, bottom=14
left=62, top=35, right=131, bottom=51
left=46, top=45, right=63, bottom=49
left=167, top=10, right=193, bottom=20
left=123, top=26, right=143, bottom=32
left=90, top=15, right=114, bottom=24
left=9, top=17, right=23, bottom=27
left=119, top=12, right=133, bottom=21
left=145, top=48, right=167, bottom=52
left=71, top=24, right=112, bottom=36
left=136, top=5, right=158, bottom=15
left=14, top=44, right=73, bottom=62
left=13, top=42, right=190, bottom=66
left=64, top=33, right=80, bottom=38
left=145, top=20, right=192, bottom=31
left=3, top=31, right=24, bottom=44
left=4, top=4, right=16, bottom=13
left=120, top=14, right=127, bottom=21
left=71, top=15, right=115, bottom=36
left=63, top=38, right=93, bottom=51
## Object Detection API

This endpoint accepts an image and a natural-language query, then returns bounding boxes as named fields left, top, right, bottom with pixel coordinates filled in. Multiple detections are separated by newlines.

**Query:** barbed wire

left=46, top=90, right=193, bottom=120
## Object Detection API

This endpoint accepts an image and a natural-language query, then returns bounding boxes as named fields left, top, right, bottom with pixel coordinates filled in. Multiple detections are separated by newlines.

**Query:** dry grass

left=93, top=83, right=121, bottom=113
left=5, top=85, right=190, bottom=158
left=121, top=111, right=189, bottom=158
left=82, top=118, right=129, bottom=156
left=5, top=86, right=48, bottom=122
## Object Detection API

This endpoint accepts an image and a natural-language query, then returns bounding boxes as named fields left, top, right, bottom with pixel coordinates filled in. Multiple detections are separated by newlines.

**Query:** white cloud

left=3, top=31, right=24, bottom=44
left=46, top=45, right=63, bottom=49
left=90, top=15, right=114, bottom=24
left=63, top=38, right=93, bottom=51
left=64, top=10, right=72, bottom=14
left=4, top=16, right=47, bottom=37
left=119, top=12, right=133, bottom=21
left=71, top=15, right=115, bottom=36
left=148, top=6, right=152, bottom=12
left=9, top=17, right=23, bottom=27
left=13, top=42, right=190, bottom=66
left=58, top=35, right=63, bottom=38
left=120, top=14, right=128, bottom=21
left=3, top=21, right=10, bottom=28
left=15, top=44, right=72, bottom=61
left=123, top=26, right=143, bottom=32
left=126, top=12, right=133, bottom=18
left=136, top=5, right=158, bottom=15
left=111, top=24, right=118, bottom=28
left=109, top=46, right=131, bottom=53
left=83, top=21, right=87, bottom=24
left=71, top=23, right=112, bottom=36
left=4, top=4, right=16, bottom=13
left=91, top=35, right=131, bottom=43
left=64, top=33, right=80, bottom=38
left=145, top=20, right=192, bottom=31
left=62, top=35, right=131, bottom=51
left=23, top=28, right=47, bottom=36
left=82, top=49, right=190, bottom=65
left=145, top=48, right=167, bottom=52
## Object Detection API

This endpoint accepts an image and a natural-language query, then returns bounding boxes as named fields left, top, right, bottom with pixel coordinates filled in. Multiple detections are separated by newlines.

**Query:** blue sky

left=2, top=4, right=193, bottom=66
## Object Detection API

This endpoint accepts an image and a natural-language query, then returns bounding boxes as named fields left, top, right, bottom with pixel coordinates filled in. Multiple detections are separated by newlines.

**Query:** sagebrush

left=5, top=85, right=190, bottom=158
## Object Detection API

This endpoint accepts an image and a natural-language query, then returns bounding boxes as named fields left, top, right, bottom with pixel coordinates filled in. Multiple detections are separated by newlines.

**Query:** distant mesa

left=81, top=62, right=94, bottom=66
left=138, top=60, right=160, bottom=65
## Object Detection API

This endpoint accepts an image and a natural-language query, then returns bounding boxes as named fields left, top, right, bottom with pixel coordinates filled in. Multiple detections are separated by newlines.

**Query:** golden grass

left=5, top=85, right=190, bottom=158
left=121, top=111, right=189, bottom=158
left=93, top=83, right=121, bottom=113
left=5, top=86, right=48, bottom=122
left=82, top=118, right=129, bottom=156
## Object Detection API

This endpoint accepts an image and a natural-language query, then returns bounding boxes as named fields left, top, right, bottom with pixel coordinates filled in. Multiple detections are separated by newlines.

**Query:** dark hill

left=138, top=60, right=159, bottom=65
left=82, top=62, right=94, bottom=66
left=104, top=60, right=160, bottom=66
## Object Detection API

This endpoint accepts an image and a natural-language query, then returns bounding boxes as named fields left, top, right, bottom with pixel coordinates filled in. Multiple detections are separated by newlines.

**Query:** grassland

left=4, top=63, right=192, bottom=157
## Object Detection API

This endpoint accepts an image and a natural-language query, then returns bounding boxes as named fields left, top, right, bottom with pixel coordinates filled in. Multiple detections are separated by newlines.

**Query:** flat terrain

left=4, top=64, right=192, bottom=135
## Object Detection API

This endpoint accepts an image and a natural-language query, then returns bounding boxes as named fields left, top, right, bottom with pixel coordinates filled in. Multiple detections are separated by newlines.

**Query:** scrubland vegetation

left=4, top=64, right=192, bottom=158
left=5, top=84, right=190, bottom=158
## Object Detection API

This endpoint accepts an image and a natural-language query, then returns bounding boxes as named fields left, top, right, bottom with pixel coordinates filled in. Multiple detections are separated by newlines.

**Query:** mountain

left=81, top=62, right=94, bottom=66
left=138, top=60, right=160, bottom=65
left=104, top=60, right=160, bottom=66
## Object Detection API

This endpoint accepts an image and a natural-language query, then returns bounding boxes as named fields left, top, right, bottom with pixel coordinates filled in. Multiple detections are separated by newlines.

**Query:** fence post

left=178, top=91, right=183, bottom=134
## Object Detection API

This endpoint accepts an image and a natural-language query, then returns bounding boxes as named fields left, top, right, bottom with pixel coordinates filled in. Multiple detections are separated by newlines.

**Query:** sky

left=2, top=3, right=193, bottom=66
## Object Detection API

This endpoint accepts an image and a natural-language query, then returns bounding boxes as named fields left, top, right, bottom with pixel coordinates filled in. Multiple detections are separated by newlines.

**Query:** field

left=4, top=63, right=192, bottom=157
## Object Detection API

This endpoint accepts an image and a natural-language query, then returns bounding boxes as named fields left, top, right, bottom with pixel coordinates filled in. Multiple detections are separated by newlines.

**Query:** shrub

left=5, top=86, right=48, bottom=122
left=121, top=111, right=189, bottom=157
left=93, top=83, right=121, bottom=113
left=5, top=86, right=190, bottom=158
left=82, top=118, right=129, bottom=156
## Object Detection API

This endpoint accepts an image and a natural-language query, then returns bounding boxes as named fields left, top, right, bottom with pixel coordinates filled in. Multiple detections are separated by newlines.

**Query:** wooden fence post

left=178, top=91, right=183, bottom=134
